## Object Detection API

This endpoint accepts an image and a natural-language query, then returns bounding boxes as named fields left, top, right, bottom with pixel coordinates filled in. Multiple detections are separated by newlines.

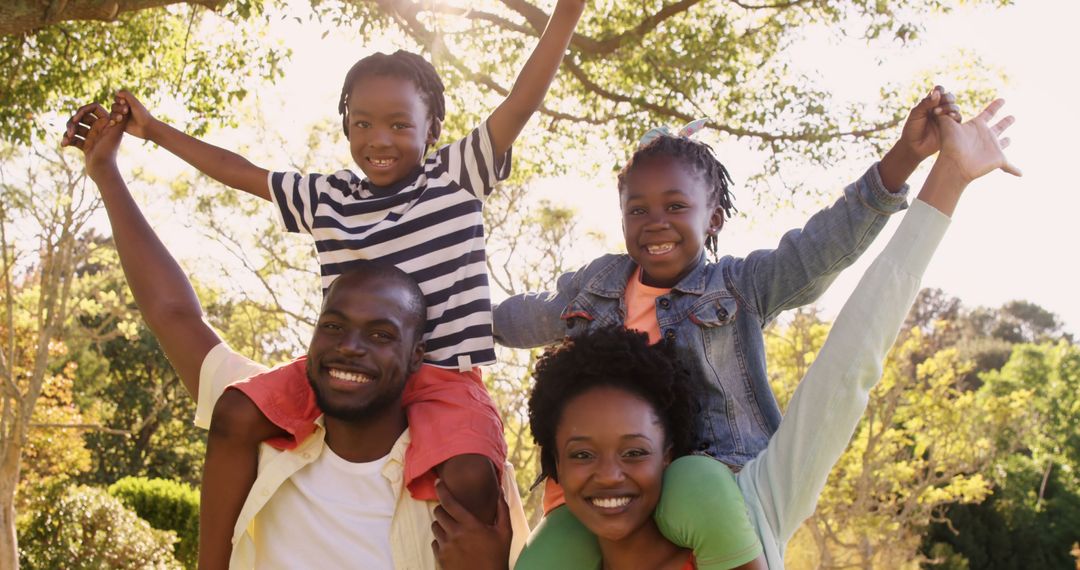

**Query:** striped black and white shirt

left=269, top=122, right=511, bottom=370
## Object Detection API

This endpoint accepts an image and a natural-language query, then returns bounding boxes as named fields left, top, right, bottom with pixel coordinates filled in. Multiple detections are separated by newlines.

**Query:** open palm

left=937, top=98, right=1021, bottom=182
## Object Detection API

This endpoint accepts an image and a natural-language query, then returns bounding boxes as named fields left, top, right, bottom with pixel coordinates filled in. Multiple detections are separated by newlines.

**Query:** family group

left=61, top=1, right=1019, bottom=568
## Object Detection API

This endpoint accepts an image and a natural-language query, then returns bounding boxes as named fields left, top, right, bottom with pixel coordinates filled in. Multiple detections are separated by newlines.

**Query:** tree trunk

left=0, top=428, right=23, bottom=570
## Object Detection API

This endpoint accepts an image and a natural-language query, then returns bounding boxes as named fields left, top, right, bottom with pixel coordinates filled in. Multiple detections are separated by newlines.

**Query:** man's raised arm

left=63, top=103, right=221, bottom=397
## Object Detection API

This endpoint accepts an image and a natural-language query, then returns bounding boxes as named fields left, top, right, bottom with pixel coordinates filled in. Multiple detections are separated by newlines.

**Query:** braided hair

left=617, top=136, right=737, bottom=256
left=337, top=50, right=446, bottom=138
left=527, top=327, right=694, bottom=486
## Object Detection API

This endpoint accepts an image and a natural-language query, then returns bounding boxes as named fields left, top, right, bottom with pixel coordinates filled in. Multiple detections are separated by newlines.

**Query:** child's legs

left=655, top=455, right=764, bottom=569
left=201, top=389, right=288, bottom=570
left=402, top=365, right=507, bottom=523
left=513, top=480, right=600, bottom=570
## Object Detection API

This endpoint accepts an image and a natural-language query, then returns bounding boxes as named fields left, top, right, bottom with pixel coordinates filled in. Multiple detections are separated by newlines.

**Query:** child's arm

left=878, top=86, right=962, bottom=192
left=492, top=255, right=605, bottom=349
left=485, top=0, right=585, bottom=157
left=62, top=103, right=221, bottom=396
left=729, top=87, right=961, bottom=323
left=739, top=100, right=1017, bottom=557
left=110, top=90, right=271, bottom=201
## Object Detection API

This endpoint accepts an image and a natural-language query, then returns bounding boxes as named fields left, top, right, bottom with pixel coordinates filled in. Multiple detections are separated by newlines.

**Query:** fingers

left=433, top=504, right=457, bottom=535
left=81, top=105, right=113, bottom=150
left=62, top=103, right=107, bottom=147
left=991, top=115, right=1015, bottom=136
left=1001, top=159, right=1022, bottom=177
left=114, top=92, right=130, bottom=117
left=929, top=87, right=961, bottom=122
left=921, top=85, right=942, bottom=108
left=114, top=90, right=140, bottom=117
left=975, top=98, right=1006, bottom=125
left=431, top=519, right=449, bottom=544
left=433, top=479, right=477, bottom=524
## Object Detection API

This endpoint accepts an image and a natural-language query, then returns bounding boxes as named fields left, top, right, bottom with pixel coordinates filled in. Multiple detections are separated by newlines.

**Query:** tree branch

left=495, top=0, right=708, bottom=57
left=0, top=0, right=227, bottom=36
left=372, top=0, right=612, bottom=126
left=563, top=58, right=901, bottom=141
left=725, top=0, right=810, bottom=10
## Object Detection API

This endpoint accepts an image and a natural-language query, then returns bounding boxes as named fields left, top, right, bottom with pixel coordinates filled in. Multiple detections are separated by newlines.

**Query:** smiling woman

left=525, top=327, right=765, bottom=570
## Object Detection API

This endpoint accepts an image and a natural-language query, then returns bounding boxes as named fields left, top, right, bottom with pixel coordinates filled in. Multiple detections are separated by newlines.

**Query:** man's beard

left=308, top=376, right=405, bottom=423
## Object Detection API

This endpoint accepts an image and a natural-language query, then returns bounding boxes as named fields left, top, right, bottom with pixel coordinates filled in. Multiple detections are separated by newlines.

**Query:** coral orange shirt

left=624, top=270, right=670, bottom=345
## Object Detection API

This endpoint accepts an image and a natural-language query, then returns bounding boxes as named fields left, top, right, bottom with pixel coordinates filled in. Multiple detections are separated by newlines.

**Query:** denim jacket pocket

left=560, top=302, right=595, bottom=333
left=689, top=296, right=738, bottom=328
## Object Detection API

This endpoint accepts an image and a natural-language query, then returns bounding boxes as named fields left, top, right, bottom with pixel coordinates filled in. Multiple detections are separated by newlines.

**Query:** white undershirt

left=254, top=444, right=395, bottom=569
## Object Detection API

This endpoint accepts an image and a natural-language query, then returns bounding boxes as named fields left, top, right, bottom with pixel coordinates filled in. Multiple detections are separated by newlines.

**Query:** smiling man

left=199, top=264, right=434, bottom=569
left=63, top=102, right=527, bottom=570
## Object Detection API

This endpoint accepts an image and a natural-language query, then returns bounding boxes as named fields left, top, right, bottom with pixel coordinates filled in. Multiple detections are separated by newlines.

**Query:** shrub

left=18, top=484, right=181, bottom=569
left=109, top=476, right=200, bottom=569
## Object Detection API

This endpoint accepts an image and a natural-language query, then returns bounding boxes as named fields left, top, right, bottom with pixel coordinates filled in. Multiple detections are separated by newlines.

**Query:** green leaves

left=1, top=3, right=285, bottom=146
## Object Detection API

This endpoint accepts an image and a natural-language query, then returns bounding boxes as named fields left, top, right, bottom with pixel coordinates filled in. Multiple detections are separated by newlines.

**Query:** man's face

left=305, top=274, right=424, bottom=421
left=346, top=74, right=437, bottom=187
left=555, top=386, right=671, bottom=543
left=620, top=155, right=723, bottom=288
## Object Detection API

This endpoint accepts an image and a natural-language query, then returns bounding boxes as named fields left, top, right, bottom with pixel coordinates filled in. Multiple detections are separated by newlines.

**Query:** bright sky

left=115, top=0, right=1079, bottom=336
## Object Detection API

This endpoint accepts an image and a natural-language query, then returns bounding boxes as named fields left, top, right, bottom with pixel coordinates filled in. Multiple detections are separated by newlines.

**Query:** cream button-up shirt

left=195, top=345, right=529, bottom=569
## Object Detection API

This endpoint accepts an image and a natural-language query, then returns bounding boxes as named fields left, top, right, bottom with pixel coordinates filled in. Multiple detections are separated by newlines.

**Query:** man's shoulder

left=194, top=343, right=270, bottom=429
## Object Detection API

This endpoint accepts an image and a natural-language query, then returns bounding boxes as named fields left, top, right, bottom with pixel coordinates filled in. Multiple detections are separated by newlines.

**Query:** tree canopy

left=5, top=0, right=1009, bottom=189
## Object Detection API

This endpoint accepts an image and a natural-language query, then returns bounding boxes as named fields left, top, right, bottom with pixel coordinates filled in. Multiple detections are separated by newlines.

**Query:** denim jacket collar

left=584, top=252, right=714, bottom=299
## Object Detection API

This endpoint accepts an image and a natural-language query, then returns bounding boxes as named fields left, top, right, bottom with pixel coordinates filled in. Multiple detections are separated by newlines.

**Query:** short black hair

left=337, top=50, right=446, bottom=137
left=617, top=136, right=737, bottom=256
left=325, top=260, right=428, bottom=343
left=528, top=327, right=693, bottom=486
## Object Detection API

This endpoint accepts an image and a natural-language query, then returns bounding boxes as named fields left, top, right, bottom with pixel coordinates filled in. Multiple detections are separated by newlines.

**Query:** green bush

left=109, top=476, right=200, bottom=569
left=18, top=484, right=181, bottom=569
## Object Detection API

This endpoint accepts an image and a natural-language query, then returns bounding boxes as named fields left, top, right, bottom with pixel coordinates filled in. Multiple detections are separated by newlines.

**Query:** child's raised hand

left=897, top=86, right=962, bottom=162
left=937, top=97, right=1020, bottom=182
left=113, top=90, right=156, bottom=140
left=61, top=102, right=126, bottom=180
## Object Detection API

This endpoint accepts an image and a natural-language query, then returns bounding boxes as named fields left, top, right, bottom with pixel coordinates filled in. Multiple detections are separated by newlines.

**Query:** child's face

left=620, top=155, right=722, bottom=288
left=346, top=75, right=438, bottom=187
left=555, top=386, right=671, bottom=543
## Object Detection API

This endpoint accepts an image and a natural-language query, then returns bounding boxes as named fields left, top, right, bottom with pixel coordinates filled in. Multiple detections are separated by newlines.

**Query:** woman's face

left=555, top=386, right=671, bottom=542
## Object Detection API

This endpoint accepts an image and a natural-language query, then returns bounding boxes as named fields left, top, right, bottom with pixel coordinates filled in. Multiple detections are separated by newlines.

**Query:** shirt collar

left=361, top=165, right=425, bottom=198
left=585, top=254, right=712, bottom=297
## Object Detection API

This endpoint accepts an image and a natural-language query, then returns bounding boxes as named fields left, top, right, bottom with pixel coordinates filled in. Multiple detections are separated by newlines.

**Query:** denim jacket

left=493, top=163, right=908, bottom=466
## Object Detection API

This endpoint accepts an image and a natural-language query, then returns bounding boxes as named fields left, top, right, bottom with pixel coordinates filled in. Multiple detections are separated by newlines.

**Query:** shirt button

left=664, top=329, right=676, bottom=341
left=659, top=298, right=671, bottom=309
left=717, top=306, right=729, bottom=320
left=565, top=318, right=574, bottom=328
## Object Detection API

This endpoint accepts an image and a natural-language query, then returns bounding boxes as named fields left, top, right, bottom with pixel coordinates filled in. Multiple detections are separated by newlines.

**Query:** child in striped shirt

left=108, top=2, right=585, bottom=566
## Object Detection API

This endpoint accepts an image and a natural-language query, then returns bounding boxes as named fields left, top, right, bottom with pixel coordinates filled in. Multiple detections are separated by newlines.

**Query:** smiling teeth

left=590, top=496, right=631, bottom=509
left=369, top=158, right=394, bottom=168
left=329, top=368, right=372, bottom=383
left=646, top=243, right=675, bottom=255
